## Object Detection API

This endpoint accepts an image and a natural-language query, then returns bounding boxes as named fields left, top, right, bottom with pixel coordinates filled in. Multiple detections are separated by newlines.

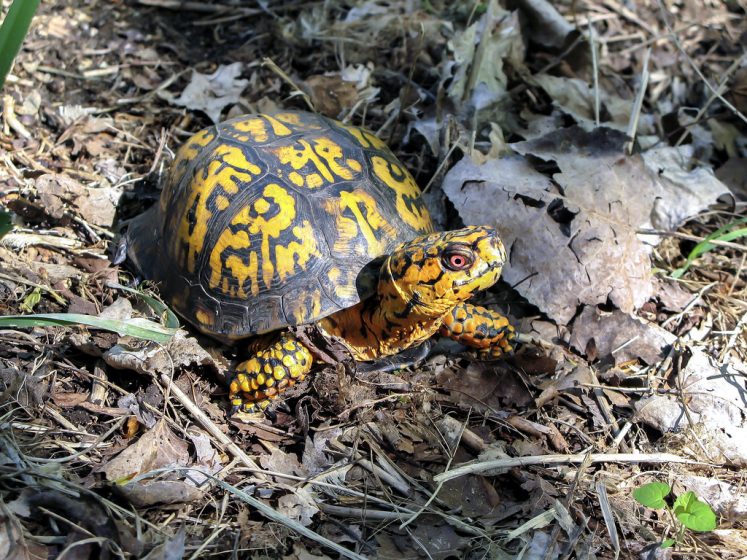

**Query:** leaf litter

left=1, top=0, right=747, bottom=558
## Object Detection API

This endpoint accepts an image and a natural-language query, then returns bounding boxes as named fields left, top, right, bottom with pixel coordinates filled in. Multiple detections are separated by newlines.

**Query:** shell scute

left=127, top=111, right=433, bottom=339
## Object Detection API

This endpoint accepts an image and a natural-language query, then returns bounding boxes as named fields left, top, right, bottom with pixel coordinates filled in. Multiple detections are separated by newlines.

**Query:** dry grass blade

left=433, top=453, right=705, bottom=483
left=136, top=468, right=367, bottom=560
left=596, top=481, right=621, bottom=560
left=626, top=47, right=651, bottom=153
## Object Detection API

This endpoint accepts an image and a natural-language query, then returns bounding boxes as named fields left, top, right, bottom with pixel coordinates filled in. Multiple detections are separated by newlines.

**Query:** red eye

left=442, top=250, right=473, bottom=271
left=450, top=255, right=467, bottom=267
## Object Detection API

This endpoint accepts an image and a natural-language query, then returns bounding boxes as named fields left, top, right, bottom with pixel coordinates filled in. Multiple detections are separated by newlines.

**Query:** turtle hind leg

left=440, top=302, right=516, bottom=358
left=229, top=334, right=314, bottom=414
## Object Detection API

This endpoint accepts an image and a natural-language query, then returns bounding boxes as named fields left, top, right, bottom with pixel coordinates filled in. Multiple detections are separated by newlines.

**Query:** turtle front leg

left=440, top=303, right=515, bottom=358
left=229, top=334, right=314, bottom=413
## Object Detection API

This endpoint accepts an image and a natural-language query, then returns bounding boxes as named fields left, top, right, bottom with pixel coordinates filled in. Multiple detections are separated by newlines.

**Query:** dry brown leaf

left=301, top=429, right=341, bottom=476
left=569, top=308, right=674, bottom=365
left=716, top=156, right=747, bottom=201
left=104, top=330, right=217, bottom=377
left=102, top=419, right=189, bottom=482
left=118, top=480, right=204, bottom=508
left=439, top=475, right=502, bottom=518
left=634, top=351, right=747, bottom=466
left=303, top=74, right=358, bottom=118
left=377, top=521, right=471, bottom=560
left=51, top=391, right=88, bottom=407
left=654, top=277, right=695, bottom=312
left=443, top=126, right=730, bottom=324
left=530, top=74, right=638, bottom=131
left=35, top=173, right=121, bottom=228
left=160, top=63, right=248, bottom=123
left=435, top=361, right=533, bottom=412
left=447, top=2, right=523, bottom=104
left=260, top=447, right=308, bottom=478
left=103, top=420, right=207, bottom=507
left=285, top=543, right=334, bottom=560
left=277, top=489, right=320, bottom=528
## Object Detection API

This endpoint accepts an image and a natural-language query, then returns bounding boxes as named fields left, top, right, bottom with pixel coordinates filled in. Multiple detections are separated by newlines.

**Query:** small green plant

left=633, top=482, right=717, bottom=549
left=0, top=0, right=41, bottom=90
left=671, top=217, right=747, bottom=278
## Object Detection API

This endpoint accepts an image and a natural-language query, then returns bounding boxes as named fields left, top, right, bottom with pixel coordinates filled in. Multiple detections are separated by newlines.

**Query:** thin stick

left=0, top=271, right=67, bottom=305
left=588, top=22, right=600, bottom=127
left=674, top=53, right=747, bottom=147
left=262, top=57, right=314, bottom=112
left=157, top=372, right=267, bottom=479
left=433, top=452, right=706, bottom=483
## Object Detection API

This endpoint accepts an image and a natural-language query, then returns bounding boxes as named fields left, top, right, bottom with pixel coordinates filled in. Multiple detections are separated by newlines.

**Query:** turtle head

left=379, top=226, right=507, bottom=317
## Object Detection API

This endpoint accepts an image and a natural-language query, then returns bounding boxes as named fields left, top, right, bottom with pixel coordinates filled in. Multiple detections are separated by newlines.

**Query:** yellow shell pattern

left=130, top=111, right=433, bottom=339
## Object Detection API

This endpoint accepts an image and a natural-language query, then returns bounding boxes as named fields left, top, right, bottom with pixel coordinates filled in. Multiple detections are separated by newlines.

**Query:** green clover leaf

left=673, top=491, right=717, bottom=532
left=633, top=482, right=671, bottom=510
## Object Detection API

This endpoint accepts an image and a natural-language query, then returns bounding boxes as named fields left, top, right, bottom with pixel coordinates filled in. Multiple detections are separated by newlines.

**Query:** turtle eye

left=442, top=248, right=474, bottom=271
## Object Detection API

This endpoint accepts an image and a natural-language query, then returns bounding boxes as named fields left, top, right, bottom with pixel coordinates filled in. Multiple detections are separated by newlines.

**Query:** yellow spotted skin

left=319, top=226, right=509, bottom=361
left=440, top=303, right=515, bottom=358
left=229, top=335, right=313, bottom=412
left=125, top=112, right=515, bottom=413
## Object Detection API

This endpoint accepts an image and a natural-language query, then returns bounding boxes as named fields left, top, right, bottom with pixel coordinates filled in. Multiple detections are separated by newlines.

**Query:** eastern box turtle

left=125, top=111, right=515, bottom=412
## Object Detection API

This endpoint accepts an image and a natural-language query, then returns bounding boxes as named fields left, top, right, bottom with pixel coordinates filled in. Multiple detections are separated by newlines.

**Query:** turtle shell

left=126, top=111, right=434, bottom=340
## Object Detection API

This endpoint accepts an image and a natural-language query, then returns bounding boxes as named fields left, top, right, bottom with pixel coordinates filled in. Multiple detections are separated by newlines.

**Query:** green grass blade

left=108, top=282, right=181, bottom=329
left=671, top=217, right=747, bottom=279
left=0, top=0, right=41, bottom=90
left=0, top=313, right=178, bottom=343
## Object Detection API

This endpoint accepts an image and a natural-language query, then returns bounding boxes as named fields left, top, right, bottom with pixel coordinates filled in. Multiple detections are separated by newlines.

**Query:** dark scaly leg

left=229, top=334, right=314, bottom=413
left=440, top=302, right=515, bottom=358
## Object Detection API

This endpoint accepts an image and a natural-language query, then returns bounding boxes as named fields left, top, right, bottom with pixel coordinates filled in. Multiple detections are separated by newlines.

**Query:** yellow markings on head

left=371, top=155, right=432, bottom=232
left=272, top=137, right=364, bottom=190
